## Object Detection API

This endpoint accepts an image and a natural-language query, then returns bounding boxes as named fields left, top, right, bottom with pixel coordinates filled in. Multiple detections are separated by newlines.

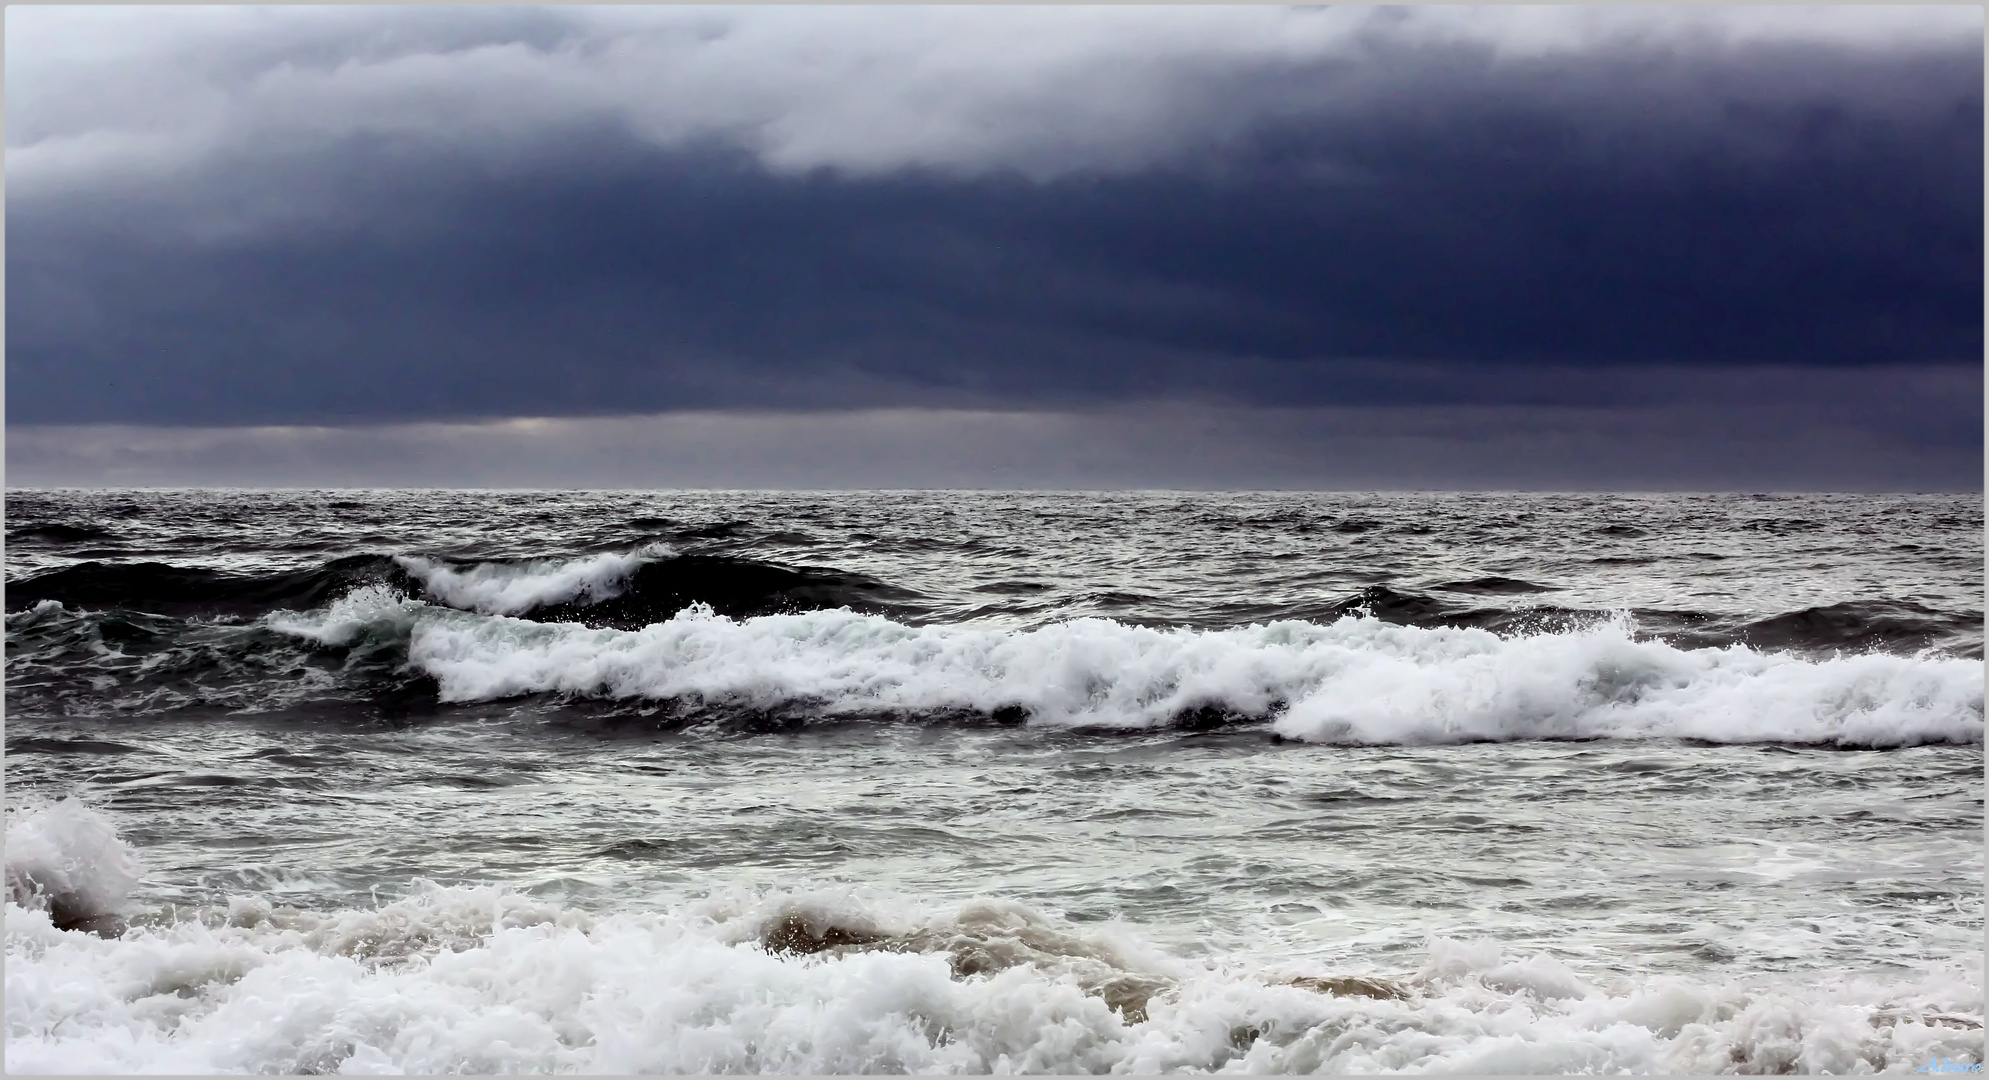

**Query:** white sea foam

left=394, top=544, right=673, bottom=616
left=5, top=598, right=68, bottom=627
left=4, top=799, right=142, bottom=932
left=266, top=584, right=425, bottom=648
left=7, top=880, right=1982, bottom=1074
left=266, top=596, right=1987, bottom=746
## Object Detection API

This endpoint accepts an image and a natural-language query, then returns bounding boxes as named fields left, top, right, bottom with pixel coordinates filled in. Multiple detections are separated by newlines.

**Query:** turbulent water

left=5, top=489, right=1984, bottom=1074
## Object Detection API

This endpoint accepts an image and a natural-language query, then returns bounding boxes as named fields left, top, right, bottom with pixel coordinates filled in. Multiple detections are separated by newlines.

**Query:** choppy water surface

left=6, top=490, right=1983, bottom=1073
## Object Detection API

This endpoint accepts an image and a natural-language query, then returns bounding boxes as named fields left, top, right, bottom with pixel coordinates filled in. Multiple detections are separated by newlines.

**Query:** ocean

left=4, top=488, right=1983, bottom=1074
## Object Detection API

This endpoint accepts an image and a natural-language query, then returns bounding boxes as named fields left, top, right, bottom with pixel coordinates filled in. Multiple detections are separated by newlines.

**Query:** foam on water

left=4, top=800, right=142, bottom=934
left=8, top=879, right=1982, bottom=1074
left=394, top=545, right=674, bottom=617
left=12, top=492, right=1985, bottom=1073
left=272, top=594, right=1984, bottom=746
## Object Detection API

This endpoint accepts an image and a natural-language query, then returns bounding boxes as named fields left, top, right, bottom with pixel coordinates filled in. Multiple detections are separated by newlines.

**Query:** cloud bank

left=6, top=6, right=1981, bottom=487
left=11, top=364, right=1979, bottom=492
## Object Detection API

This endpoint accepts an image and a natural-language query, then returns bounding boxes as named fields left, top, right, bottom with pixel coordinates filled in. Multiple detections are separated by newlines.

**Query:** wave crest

left=266, top=601, right=1985, bottom=747
left=4, top=799, right=142, bottom=935
left=395, top=545, right=674, bottom=616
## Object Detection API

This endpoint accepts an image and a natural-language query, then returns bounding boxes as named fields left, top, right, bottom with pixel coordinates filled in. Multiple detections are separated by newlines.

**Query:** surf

left=264, top=591, right=1985, bottom=747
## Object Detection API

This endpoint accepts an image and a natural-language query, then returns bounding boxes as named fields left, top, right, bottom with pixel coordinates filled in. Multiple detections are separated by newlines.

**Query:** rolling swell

left=393, top=547, right=922, bottom=626
left=510, top=556, right=922, bottom=629
left=5, top=555, right=414, bottom=620
left=7, top=550, right=921, bottom=630
left=1216, top=585, right=1981, bottom=658
left=1730, top=600, right=1983, bottom=656
left=7, top=523, right=115, bottom=544
left=4, top=598, right=440, bottom=722
left=1434, top=577, right=1559, bottom=595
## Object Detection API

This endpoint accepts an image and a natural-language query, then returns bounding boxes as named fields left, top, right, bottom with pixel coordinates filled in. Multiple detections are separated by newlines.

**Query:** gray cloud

left=6, top=6, right=1981, bottom=488
left=11, top=6, right=1977, bottom=191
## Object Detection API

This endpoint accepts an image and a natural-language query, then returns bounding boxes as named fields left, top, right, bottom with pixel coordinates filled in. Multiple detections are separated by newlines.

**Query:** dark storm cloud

left=6, top=7, right=1983, bottom=460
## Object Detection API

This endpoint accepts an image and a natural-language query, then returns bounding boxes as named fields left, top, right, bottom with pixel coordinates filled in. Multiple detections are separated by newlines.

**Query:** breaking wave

left=395, top=545, right=675, bottom=616
left=6, top=875, right=1981, bottom=1074
left=8, top=546, right=1981, bottom=741
left=10, top=544, right=1982, bottom=653
left=4, top=787, right=1981, bottom=1072
left=6, top=730, right=1982, bottom=1076
left=267, top=590, right=1984, bottom=747
left=4, top=800, right=141, bottom=936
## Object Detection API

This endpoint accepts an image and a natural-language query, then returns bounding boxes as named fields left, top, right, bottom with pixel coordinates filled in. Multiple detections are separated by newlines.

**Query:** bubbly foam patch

left=272, top=600, right=1986, bottom=746
left=4, top=799, right=141, bottom=934
left=6, top=881, right=1981, bottom=1074
left=394, top=545, right=674, bottom=617
left=266, top=583, right=423, bottom=648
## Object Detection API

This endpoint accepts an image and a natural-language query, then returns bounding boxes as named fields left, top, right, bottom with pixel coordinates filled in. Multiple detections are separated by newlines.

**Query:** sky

left=7, top=5, right=1983, bottom=490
